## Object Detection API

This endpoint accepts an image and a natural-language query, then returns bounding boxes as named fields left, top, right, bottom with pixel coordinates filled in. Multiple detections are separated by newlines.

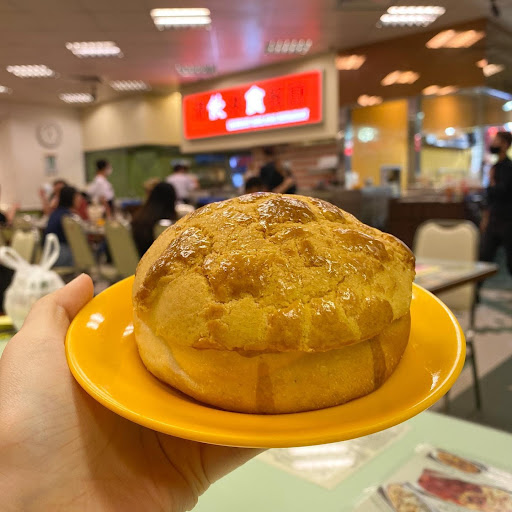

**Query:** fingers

left=200, top=445, right=264, bottom=485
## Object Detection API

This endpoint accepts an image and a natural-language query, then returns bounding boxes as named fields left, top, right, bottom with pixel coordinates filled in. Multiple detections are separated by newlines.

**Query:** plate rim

left=66, top=278, right=466, bottom=448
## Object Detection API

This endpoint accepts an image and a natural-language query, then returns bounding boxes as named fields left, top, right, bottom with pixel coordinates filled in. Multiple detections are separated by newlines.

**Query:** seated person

left=44, top=186, right=80, bottom=267
left=245, top=177, right=264, bottom=194
left=40, top=179, right=67, bottom=216
left=131, top=182, right=177, bottom=257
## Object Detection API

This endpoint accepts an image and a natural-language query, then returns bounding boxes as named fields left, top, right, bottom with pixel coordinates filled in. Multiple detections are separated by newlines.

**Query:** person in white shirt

left=88, top=159, right=115, bottom=218
left=166, top=162, right=199, bottom=204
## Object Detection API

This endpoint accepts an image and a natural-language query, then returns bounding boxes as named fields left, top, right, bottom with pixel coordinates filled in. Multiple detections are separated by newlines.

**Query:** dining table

left=193, top=411, right=512, bottom=512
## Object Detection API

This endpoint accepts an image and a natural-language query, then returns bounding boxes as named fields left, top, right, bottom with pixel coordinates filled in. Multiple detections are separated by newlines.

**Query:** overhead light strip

left=66, top=41, right=123, bottom=58
left=379, top=5, right=445, bottom=27
left=6, top=64, right=55, bottom=78
left=59, top=93, right=94, bottom=103
left=150, top=8, right=211, bottom=29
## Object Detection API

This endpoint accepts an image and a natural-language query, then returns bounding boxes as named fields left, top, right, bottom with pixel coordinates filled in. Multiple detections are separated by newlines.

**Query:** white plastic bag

left=0, top=233, right=65, bottom=330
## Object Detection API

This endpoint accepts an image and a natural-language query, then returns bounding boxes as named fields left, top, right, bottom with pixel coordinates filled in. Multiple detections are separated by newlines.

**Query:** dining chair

left=153, top=219, right=173, bottom=240
left=413, top=220, right=481, bottom=409
left=10, top=229, right=38, bottom=263
left=62, top=215, right=118, bottom=283
left=104, top=220, right=140, bottom=278
left=176, top=203, right=195, bottom=219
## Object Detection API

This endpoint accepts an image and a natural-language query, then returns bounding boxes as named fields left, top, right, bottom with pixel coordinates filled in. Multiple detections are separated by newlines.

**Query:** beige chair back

left=414, top=220, right=479, bottom=311
left=62, top=216, right=96, bottom=271
left=11, top=229, right=37, bottom=263
left=105, top=221, right=140, bottom=278
left=153, top=219, right=173, bottom=240
left=176, top=203, right=195, bottom=219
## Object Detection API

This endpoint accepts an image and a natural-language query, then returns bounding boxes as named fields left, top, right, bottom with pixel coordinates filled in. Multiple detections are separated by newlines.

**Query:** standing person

left=480, top=131, right=512, bottom=276
left=88, top=159, right=115, bottom=218
left=131, top=182, right=177, bottom=257
left=166, top=161, right=198, bottom=204
left=39, top=179, right=67, bottom=216
left=259, top=148, right=296, bottom=194
left=44, top=185, right=81, bottom=267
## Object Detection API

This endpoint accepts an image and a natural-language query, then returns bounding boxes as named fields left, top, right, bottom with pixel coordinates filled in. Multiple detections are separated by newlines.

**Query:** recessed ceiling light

left=175, top=64, right=216, bottom=77
left=59, top=93, right=94, bottom=104
left=426, top=29, right=485, bottom=49
left=358, top=95, right=383, bottom=107
left=423, top=85, right=458, bottom=95
left=483, top=63, right=505, bottom=77
left=381, top=70, right=420, bottom=86
left=502, top=101, right=512, bottom=112
left=110, top=80, right=150, bottom=91
left=66, top=41, right=122, bottom=58
left=445, top=127, right=456, bottom=136
left=0, top=85, right=12, bottom=94
left=336, top=55, right=366, bottom=70
left=6, top=65, right=55, bottom=78
left=379, top=5, right=445, bottom=27
left=266, top=39, right=312, bottom=55
left=150, top=8, right=211, bottom=29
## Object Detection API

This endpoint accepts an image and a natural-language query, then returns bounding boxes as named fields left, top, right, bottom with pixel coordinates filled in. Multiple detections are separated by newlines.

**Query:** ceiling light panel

left=150, top=8, right=211, bottom=29
left=426, top=29, right=485, bottom=49
left=59, top=93, right=94, bottom=103
left=66, top=41, right=122, bottom=58
left=483, top=64, right=505, bottom=77
left=110, top=80, right=150, bottom=91
left=266, top=39, right=312, bottom=55
left=358, top=95, right=383, bottom=107
left=0, top=85, right=12, bottom=94
left=381, top=70, right=420, bottom=86
left=6, top=65, right=55, bottom=78
left=336, top=55, right=366, bottom=70
left=423, top=85, right=458, bottom=95
left=175, top=64, right=216, bottom=77
left=379, top=5, right=445, bottom=27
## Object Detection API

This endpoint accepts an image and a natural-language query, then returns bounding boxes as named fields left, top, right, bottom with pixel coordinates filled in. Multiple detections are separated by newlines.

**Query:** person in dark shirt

left=131, top=182, right=177, bottom=257
left=259, top=147, right=297, bottom=194
left=44, top=186, right=80, bottom=267
left=480, top=131, right=512, bottom=275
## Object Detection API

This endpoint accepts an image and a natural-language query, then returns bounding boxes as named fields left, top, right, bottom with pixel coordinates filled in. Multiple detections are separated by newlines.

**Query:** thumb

left=21, top=273, right=94, bottom=342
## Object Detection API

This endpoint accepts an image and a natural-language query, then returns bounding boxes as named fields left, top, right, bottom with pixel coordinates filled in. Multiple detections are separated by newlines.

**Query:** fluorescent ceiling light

left=381, top=70, right=420, bottom=86
left=483, top=63, right=505, bottom=77
left=6, top=64, right=55, bottom=78
left=175, top=64, right=216, bottom=77
left=358, top=95, right=383, bottom=107
left=110, top=80, right=150, bottom=91
left=379, top=5, right=445, bottom=27
left=503, top=101, right=512, bottom=112
left=266, top=39, right=312, bottom=55
left=59, top=93, right=94, bottom=103
left=336, top=55, right=366, bottom=70
left=426, top=29, right=485, bottom=49
left=66, top=41, right=122, bottom=58
left=0, top=85, right=12, bottom=94
left=150, top=8, right=211, bottom=29
left=423, top=85, right=458, bottom=95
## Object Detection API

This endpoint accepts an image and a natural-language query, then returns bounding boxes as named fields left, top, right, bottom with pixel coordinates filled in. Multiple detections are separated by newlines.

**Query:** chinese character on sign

left=289, top=81, right=305, bottom=107
left=207, top=93, right=227, bottom=121
left=267, top=87, right=283, bottom=110
left=244, top=85, right=266, bottom=116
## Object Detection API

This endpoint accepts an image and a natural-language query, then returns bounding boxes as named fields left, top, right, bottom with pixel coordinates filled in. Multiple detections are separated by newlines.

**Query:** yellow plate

left=66, top=277, right=465, bottom=448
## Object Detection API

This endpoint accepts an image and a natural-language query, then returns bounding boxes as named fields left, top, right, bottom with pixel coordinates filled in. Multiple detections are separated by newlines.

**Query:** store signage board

left=183, top=70, right=323, bottom=140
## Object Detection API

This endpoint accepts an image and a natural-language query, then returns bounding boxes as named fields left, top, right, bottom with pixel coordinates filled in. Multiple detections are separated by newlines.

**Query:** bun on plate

left=133, top=193, right=415, bottom=414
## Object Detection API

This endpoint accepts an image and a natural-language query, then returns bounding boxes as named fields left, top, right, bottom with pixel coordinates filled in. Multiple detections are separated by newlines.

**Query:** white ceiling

left=0, top=0, right=508, bottom=106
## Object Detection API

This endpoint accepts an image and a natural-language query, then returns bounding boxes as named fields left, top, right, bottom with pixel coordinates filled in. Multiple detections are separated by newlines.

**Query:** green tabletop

left=194, top=411, right=512, bottom=512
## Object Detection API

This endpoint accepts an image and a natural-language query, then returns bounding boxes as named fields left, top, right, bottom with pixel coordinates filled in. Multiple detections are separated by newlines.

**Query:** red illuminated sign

left=183, top=70, right=323, bottom=140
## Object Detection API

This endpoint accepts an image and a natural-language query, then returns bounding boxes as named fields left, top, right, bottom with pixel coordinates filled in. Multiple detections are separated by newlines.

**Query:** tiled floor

left=438, top=259, right=512, bottom=432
